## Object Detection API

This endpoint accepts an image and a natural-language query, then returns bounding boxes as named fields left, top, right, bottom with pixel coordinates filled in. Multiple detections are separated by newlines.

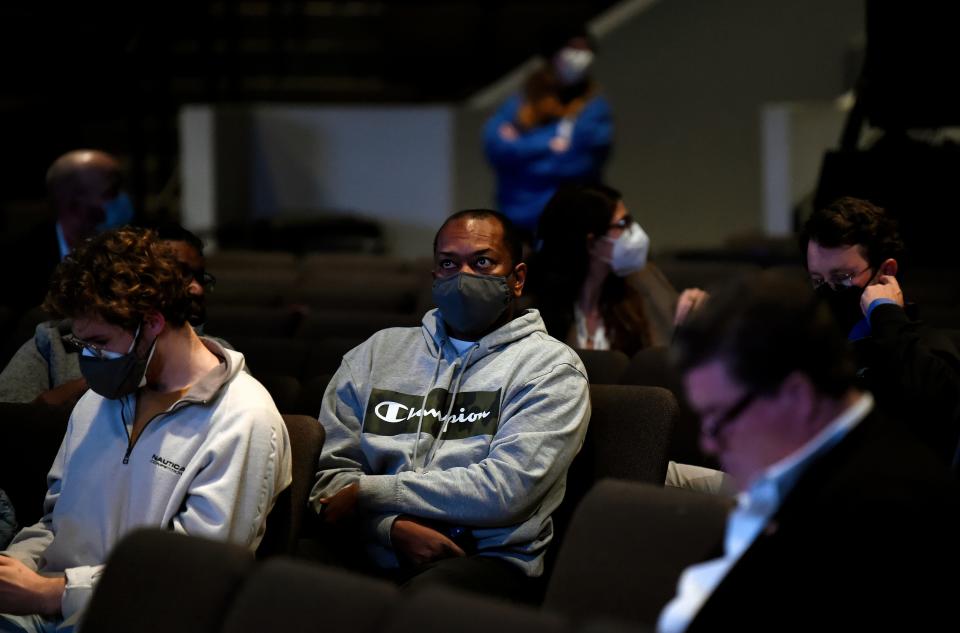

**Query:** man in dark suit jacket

left=658, top=271, right=960, bottom=632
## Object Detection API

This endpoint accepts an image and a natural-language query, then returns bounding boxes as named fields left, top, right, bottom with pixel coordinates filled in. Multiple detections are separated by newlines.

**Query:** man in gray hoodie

left=310, top=209, right=590, bottom=603
left=0, top=227, right=291, bottom=632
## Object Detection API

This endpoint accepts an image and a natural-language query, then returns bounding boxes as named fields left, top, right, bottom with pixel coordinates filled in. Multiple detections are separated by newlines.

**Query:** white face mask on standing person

left=554, top=45, right=595, bottom=86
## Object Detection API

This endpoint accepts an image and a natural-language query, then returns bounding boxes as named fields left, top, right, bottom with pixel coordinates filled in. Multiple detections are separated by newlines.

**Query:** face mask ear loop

left=126, top=323, right=143, bottom=354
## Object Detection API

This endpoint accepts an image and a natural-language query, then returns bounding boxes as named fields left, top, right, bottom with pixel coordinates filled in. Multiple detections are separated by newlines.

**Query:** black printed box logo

left=151, top=454, right=186, bottom=476
left=363, top=387, right=502, bottom=439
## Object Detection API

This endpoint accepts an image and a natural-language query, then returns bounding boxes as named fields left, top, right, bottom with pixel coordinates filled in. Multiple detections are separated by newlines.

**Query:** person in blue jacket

left=483, top=35, right=613, bottom=235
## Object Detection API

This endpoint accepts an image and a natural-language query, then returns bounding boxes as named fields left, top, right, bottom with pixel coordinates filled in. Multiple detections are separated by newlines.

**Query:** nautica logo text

left=151, top=454, right=186, bottom=475
left=375, top=401, right=492, bottom=425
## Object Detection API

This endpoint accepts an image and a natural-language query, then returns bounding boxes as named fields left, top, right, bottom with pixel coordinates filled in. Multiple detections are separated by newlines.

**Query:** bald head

left=47, top=150, right=121, bottom=198
left=47, top=150, right=123, bottom=246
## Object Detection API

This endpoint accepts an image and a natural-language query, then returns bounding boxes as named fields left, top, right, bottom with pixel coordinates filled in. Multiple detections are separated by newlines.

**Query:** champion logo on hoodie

left=364, top=387, right=502, bottom=439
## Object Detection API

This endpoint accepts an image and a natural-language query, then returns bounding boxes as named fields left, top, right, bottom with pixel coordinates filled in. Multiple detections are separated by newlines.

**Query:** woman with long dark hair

left=529, top=183, right=674, bottom=356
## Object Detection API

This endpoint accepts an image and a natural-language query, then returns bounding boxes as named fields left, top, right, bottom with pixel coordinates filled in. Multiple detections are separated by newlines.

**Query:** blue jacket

left=484, top=93, right=613, bottom=232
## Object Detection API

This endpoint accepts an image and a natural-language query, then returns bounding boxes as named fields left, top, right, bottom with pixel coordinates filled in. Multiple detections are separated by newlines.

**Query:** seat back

left=621, top=346, right=716, bottom=469
left=383, top=586, right=571, bottom=633
left=81, top=529, right=255, bottom=633
left=257, top=413, right=325, bottom=558
left=546, top=386, right=677, bottom=585
left=574, top=349, right=629, bottom=384
left=544, top=480, right=729, bottom=628
left=569, top=385, right=677, bottom=500
left=0, top=402, right=71, bottom=527
left=223, top=557, right=398, bottom=633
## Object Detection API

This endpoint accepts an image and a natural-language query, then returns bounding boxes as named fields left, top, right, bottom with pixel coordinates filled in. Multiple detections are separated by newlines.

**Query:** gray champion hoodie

left=310, top=308, right=590, bottom=576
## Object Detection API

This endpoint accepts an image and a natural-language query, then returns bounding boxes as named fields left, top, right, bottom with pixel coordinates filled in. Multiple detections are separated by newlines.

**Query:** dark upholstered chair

left=80, top=529, right=256, bottom=633
left=544, top=480, right=729, bottom=628
left=565, top=385, right=677, bottom=508
left=0, top=402, right=71, bottom=527
left=222, top=557, right=398, bottom=633
left=574, top=349, right=630, bottom=384
left=545, top=385, right=677, bottom=588
left=384, top=586, right=571, bottom=633
left=621, top=346, right=717, bottom=469
left=256, top=413, right=325, bottom=558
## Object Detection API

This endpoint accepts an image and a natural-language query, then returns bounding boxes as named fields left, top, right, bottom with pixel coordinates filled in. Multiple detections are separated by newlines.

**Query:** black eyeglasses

left=184, top=267, right=217, bottom=290
left=809, top=265, right=872, bottom=290
left=702, top=390, right=758, bottom=441
left=608, top=215, right=634, bottom=231
left=63, top=334, right=110, bottom=359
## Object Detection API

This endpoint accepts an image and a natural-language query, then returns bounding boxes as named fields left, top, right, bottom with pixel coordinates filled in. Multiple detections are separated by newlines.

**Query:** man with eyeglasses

left=801, top=196, right=960, bottom=466
left=675, top=197, right=960, bottom=467
left=657, top=271, right=959, bottom=632
left=0, top=227, right=290, bottom=631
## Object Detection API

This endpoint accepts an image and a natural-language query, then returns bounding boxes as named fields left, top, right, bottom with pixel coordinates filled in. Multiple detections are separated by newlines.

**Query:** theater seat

left=544, top=480, right=728, bottom=628
left=256, top=413, right=325, bottom=558
left=222, top=558, right=398, bottom=633
left=80, top=529, right=256, bottom=633
left=574, top=349, right=629, bottom=384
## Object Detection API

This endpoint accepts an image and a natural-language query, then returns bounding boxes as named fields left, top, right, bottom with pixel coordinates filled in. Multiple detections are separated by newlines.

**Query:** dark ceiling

left=1, top=1, right=617, bottom=106
left=0, top=1, right=616, bottom=203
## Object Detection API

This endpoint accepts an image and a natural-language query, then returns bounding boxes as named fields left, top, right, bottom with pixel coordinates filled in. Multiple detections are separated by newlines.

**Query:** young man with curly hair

left=0, top=227, right=291, bottom=632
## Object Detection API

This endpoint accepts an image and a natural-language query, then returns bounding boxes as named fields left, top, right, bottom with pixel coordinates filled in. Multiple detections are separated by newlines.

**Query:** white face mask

left=601, top=223, right=650, bottom=276
left=554, top=46, right=594, bottom=85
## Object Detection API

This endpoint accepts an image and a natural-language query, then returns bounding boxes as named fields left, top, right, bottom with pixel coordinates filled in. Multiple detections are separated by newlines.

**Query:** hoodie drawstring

left=422, top=343, right=478, bottom=468
left=411, top=346, right=444, bottom=470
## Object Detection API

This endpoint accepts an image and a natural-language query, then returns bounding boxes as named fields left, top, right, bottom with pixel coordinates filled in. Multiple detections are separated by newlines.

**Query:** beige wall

left=455, top=0, right=864, bottom=251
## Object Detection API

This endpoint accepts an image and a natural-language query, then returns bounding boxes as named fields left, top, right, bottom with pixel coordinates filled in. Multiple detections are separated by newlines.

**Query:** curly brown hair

left=43, top=227, right=193, bottom=330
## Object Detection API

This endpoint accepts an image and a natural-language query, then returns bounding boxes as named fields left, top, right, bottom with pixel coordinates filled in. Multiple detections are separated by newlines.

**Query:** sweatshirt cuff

left=363, top=513, right=399, bottom=547
left=357, top=474, right=398, bottom=512
left=62, top=564, right=104, bottom=621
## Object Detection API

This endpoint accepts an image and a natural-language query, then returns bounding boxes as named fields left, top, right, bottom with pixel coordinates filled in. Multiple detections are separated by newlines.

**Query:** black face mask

left=816, top=284, right=866, bottom=335
left=78, top=327, right=157, bottom=400
left=432, top=271, right=514, bottom=337
left=187, top=295, right=207, bottom=329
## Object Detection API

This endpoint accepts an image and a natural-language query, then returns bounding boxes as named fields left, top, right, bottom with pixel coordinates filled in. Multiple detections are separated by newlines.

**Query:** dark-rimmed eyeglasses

left=184, top=267, right=217, bottom=290
left=63, top=334, right=111, bottom=359
left=63, top=324, right=141, bottom=360
left=809, top=265, right=871, bottom=290
left=702, top=390, right=758, bottom=441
